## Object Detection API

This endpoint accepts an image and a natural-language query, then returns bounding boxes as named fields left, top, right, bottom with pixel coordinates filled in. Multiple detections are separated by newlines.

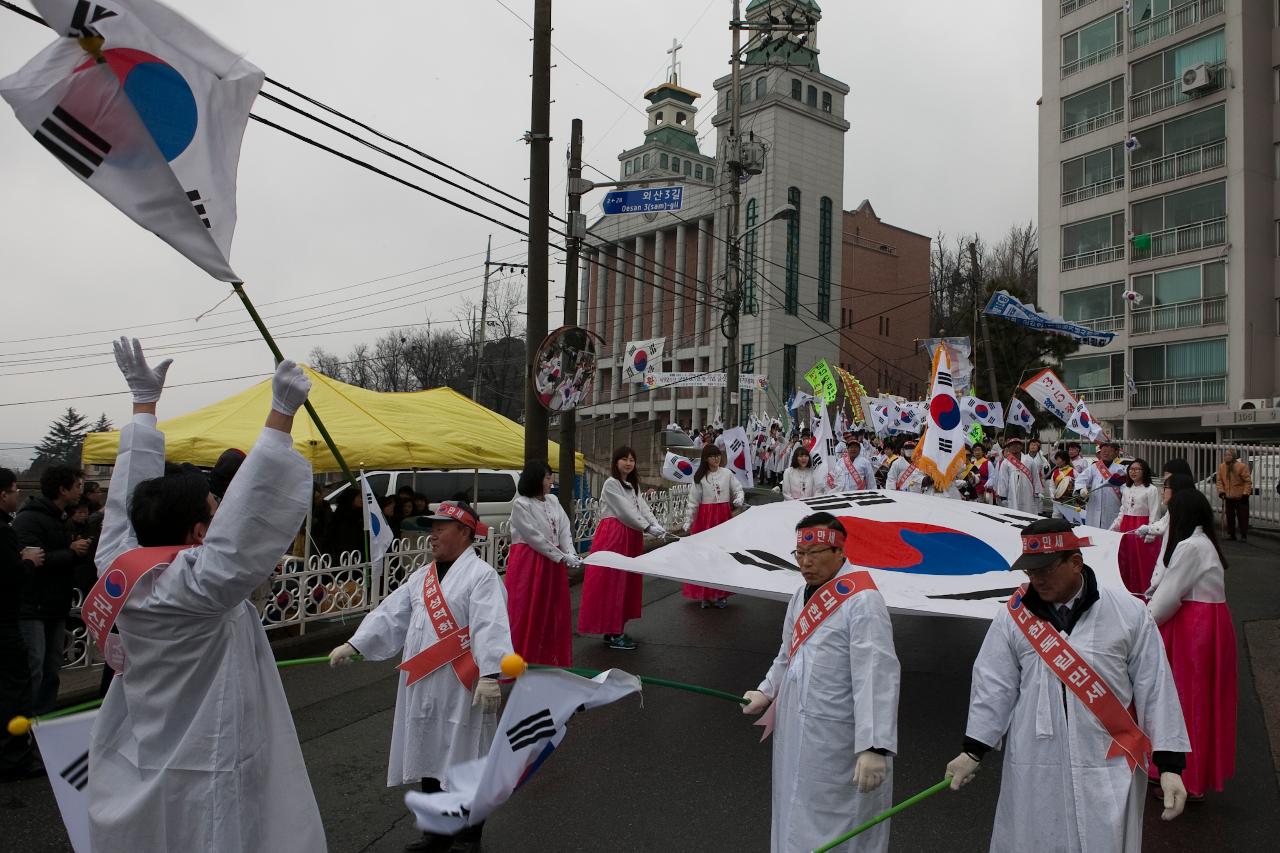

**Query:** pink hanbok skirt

left=682, top=502, right=734, bottom=601
left=1147, top=600, right=1237, bottom=795
left=1116, top=514, right=1162, bottom=594
left=505, top=543, right=572, bottom=667
left=576, top=518, right=644, bottom=635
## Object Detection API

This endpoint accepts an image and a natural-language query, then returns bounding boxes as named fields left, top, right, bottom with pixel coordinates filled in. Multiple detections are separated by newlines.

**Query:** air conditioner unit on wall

left=1238, top=398, right=1272, bottom=410
left=1181, top=63, right=1214, bottom=94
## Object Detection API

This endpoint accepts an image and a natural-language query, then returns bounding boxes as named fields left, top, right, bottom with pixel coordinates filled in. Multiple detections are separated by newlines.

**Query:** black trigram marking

left=937, top=371, right=953, bottom=387
left=69, top=0, right=117, bottom=38
left=928, top=587, right=1020, bottom=602
left=60, top=750, right=89, bottom=791
left=186, top=189, right=211, bottom=229
left=974, top=509, right=1040, bottom=529
left=506, top=708, right=555, bottom=752
left=803, top=491, right=895, bottom=511
left=33, top=105, right=111, bottom=180
left=729, top=549, right=798, bottom=572
left=938, top=437, right=954, bottom=454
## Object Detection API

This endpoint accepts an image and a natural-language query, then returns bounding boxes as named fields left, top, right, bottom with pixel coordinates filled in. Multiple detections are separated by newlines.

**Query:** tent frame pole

left=232, top=283, right=358, bottom=489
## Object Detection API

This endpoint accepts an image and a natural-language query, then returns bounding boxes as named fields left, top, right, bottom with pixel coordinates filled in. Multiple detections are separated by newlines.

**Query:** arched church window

left=806, top=85, right=817, bottom=107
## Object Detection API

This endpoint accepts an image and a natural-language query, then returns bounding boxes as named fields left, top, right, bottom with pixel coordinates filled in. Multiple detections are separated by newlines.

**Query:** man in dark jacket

left=12, top=465, right=87, bottom=714
left=1, top=468, right=44, bottom=780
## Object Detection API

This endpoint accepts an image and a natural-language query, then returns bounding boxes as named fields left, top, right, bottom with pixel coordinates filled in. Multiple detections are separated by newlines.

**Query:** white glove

left=853, top=751, right=887, bottom=793
left=1135, top=524, right=1151, bottom=538
left=1159, top=772, right=1187, bottom=820
left=741, top=690, right=771, bottom=715
left=646, top=524, right=666, bottom=538
left=732, top=498, right=745, bottom=508
left=271, top=359, right=311, bottom=415
left=564, top=553, right=583, bottom=569
left=472, top=676, right=502, bottom=714
left=328, top=642, right=357, bottom=667
left=1142, top=533, right=1157, bottom=544
left=113, top=336, right=172, bottom=404
left=1077, top=487, right=1090, bottom=498
left=946, top=752, right=980, bottom=790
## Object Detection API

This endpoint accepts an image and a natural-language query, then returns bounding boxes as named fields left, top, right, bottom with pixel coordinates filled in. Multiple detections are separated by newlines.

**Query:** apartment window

left=785, top=186, right=801, bottom=315
left=642, top=153, right=650, bottom=170
left=659, top=152, right=669, bottom=169
left=1061, top=77, right=1125, bottom=139
left=821, top=91, right=832, bottom=113
left=1131, top=103, right=1225, bottom=164
left=1132, top=260, right=1226, bottom=305
left=743, top=198, right=759, bottom=315
left=1061, top=212, right=1125, bottom=259
left=1061, top=143, right=1124, bottom=201
left=1061, top=281, right=1124, bottom=322
left=694, top=164, right=704, bottom=179
left=1130, top=28, right=1225, bottom=94
left=791, top=78, right=802, bottom=100
left=806, top=85, right=817, bottom=107
left=1061, top=11, right=1121, bottom=75
left=1130, top=180, right=1225, bottom=235
left=755, top=76, right=767, bottom=100
left=1062, top=353, right=1123, bottom=391
left=783, top=344, right=798, bottom=401
left=818, top=196, right=833, bottom=322
left=1132, top=338, right=1227, bottom=406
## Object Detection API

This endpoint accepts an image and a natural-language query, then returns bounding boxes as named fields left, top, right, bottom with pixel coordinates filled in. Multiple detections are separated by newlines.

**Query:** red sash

left=1007, top=585, right=1152, bottom=771
left=895, top=463, right=918, bottom=490
left=84, top=546, right=185, bottom=671
left=1095, top=459, right=1122, bottom=490
left=1006, top=455, right=1033, bottom=484
left=840, top=456, right=865, bottom=490
left=397, top=563, right=480, bottom=690
left=788, top=570, right=878, bottom=659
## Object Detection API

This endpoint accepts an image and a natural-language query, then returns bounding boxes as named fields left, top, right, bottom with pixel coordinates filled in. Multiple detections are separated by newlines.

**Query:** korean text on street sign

left=601, top=186, right=684, bottom=215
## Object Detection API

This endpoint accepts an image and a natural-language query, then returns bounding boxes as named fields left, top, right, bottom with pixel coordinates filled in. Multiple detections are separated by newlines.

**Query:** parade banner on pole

left=804, top=359, right=839, bottom=404
left=919, top=337, right=974, bottom=397
left=983, top=290, right=1115, bottom=347
left=1020, top=368, right=1079, bottom=425
left=32, top=709, right=96, bottom=853
left=585, top=491, right=1124, bottom=620
left=621, top=338, right=664, bottom=383
left=835, top=367, right=869, bottom=426
left=644, top=371, right=768, bottom=390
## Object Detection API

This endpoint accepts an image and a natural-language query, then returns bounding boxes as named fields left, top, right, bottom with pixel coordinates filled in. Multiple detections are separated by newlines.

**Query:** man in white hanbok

left=330, top=500, right=513, bottom=853
left=88, top=339, right=325, bottom=853
left=885, top=440, right=925, bottom=492
left=743, top=513, right=899, bottom=853
left=995, top=437, right=1041, bottom=516
left=833, top=439, right=877, bottom=494
left=946, top=518, right=1189, bottom=853
left=1074, top=441, right=1127, bottom=529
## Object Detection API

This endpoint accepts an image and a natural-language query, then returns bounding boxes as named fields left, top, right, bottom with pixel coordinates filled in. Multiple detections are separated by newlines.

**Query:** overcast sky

left=0, top=0, right=1040, bottom=466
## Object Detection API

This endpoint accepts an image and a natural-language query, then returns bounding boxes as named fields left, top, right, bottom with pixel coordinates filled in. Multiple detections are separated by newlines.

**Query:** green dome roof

left=746, top=0, right=821, bottom=13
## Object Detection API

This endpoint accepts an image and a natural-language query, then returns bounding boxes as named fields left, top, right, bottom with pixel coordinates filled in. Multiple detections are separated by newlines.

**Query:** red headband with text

left=1021, top=529, right=1093, bottom=555
left=435, top=502, right=478, bottom=530
left=796, top=526, right=846, bottom=549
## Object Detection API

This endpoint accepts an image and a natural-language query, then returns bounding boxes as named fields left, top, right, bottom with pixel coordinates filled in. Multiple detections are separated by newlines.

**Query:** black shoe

left=605, top=633, right=637, bottom=650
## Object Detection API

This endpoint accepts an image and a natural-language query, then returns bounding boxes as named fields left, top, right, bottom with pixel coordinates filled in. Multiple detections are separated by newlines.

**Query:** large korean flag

left=916, top=343, right=969, bottom=487
left=1, top=0, right=263, bottom=281
left=586, top=491, right=1123, bottom=619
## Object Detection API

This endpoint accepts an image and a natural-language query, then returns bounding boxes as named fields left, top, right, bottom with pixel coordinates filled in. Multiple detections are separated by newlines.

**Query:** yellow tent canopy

left=82, top=366, right=584, bottom=474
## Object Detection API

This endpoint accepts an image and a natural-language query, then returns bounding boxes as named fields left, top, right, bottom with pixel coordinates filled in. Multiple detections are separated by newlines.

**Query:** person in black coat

left=11, top=465, right=87, bottom=714
left=0, top=468, right=44, bottom=780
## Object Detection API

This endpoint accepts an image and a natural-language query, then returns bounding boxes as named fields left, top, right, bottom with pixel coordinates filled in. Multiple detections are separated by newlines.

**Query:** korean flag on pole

left=31, top=709, right=97, bottom=853
left=720, top=426, right=755, bottom=488
left=1066, top=399, right=1107, bottom=441
left=0, top=0, right=264, bottom=282
left=915, top=343, right=969, bottom=487
left=361, top=472, right=393, bottom=564
left=661, top=451, right=696, bottom=484
left=961, top=396, right=1005, bottom=428
left=1008, top=397, right=1036, bottom=430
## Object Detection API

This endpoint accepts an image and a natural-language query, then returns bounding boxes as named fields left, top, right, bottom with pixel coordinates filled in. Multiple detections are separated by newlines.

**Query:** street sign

left=601, top=186, right=683, bottom=215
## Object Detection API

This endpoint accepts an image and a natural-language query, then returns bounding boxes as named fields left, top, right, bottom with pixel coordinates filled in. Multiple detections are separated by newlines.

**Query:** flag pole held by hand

left=810, top=779, right=951, bottom=853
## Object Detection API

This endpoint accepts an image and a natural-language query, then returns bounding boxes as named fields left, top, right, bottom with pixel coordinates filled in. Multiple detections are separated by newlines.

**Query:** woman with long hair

left=681, top=444, right=744, bottom=608
left=1110, top=458, right=1163, bottom=593
left=1141, top=472, right=1197, bottom=594
left=782, top=445, right=820, bottom=500
left=505, top=460, right=579, bottom=666
left=577, top=447, right=663, bottom=650
left=1146, top=489, right=1236, bottom=800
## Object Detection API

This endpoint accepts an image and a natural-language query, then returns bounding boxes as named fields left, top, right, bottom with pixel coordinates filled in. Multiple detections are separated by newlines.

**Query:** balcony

left=1130, top=0, right=1225, bottom=51
left=1130, top=139, right=1225, bottom=189
left=1129, top=62, right=1226, bottom=120
left=1073, top=384, right=1126, bottom=403
left=1061, top=244, right=1126, bottom=272
left=1130, top=294, right=1226, bottom=334
left=1088, top=314, right=1126, bottom=333
left=1062, top=107, right=1123, bottom=142
left=1061, top=0, right=1100, bottom=15
left=1062, top=41, right=1123, bottom=78
left=1130, top=216, right=1226, bottom=262
left=1132, top=377, right=1226, bottom=408
left=1062, top=175, right=1125, bottom=206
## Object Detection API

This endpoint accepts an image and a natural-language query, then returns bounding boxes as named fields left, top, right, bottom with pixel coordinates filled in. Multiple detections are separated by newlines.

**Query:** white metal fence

left=1122, top=439, right=1280, bottom=526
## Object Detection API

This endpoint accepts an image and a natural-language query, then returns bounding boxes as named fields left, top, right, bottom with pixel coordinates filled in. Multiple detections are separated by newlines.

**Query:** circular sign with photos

left=533, top=325, right=602, bottom=412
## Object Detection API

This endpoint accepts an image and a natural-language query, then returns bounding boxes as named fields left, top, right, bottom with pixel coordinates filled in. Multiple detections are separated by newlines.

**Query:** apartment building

left=1039, top=0, right=1279, bottom=440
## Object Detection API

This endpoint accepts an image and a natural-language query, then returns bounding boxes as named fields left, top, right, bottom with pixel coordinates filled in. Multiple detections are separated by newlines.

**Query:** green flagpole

left=810, top=779, right=952, bottom=852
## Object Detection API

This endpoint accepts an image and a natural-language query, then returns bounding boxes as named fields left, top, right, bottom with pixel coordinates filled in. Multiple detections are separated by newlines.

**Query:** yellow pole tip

left=7, top=716, right=31, bottom=736
left=499, top=653, right=527, bottom=678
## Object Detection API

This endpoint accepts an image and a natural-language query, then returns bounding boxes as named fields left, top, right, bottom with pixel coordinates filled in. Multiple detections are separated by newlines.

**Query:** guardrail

left=1130, top=295, right=1226, bottom=334
left=1130, top=139, right=1224, bottom=189
left=1123, top=437, right=1280, bottom=527
left=1130, top=0, right=1225, bottom=51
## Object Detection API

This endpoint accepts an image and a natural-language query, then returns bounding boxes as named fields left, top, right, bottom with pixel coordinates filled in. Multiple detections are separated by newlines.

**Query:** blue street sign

left=601, top=185, right=684, bottom=215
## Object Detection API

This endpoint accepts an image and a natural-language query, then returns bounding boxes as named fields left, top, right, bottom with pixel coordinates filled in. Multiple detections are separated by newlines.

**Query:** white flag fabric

left=916, top=343, right=969, bottom=487
left=661, top=451, right=696, bottom=484
left=1020, top=368, right=1079, bottom=425
left=808, top=405, right=838, bottom=492
left=361, top=472, right=393, bottom=563
left=866, top=397, right=895, bottom=437
left=960, top=396, right=1005, bottom=428
left=1, top=0, right=263, bottom=282
left=887, top=400, right=922, bottom=435
left=585, top=491, right=1124, bottom=620
left=719, top=426, right=754, bottom=488
left=405, top=668, right=642, bottom=835
left=1007, top=397, right=1035, bottom=431
left=32, top=709, right=96, bottom=853
left=621, top=338, right=664, bottom=382
left=1066, top=399, right=1107, bottom=441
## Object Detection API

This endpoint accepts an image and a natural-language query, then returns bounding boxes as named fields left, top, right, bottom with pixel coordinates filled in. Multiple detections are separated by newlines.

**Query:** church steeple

left=617, top=40, right=716, bottom=184
left=743, top=0, right=821, bottom=71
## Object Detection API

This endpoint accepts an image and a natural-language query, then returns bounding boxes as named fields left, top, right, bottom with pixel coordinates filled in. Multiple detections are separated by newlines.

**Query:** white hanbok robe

left=782, top=466, right=820, bottom=501
left=598, top=477, right=660, bottom=532
left=510, top=495, right=575, bottom=562
left=965, top=577, right=1189, bottom=853
left=89, top=415, right=325, bottom=853
left=757, top=564, right=900, bottom=853
left=1075, top=461, right=1127, bottom=529
left=1109, top=484, right=1162, bottom=531
left=833, top=454, right=877, bottom=493
left=349, top=549, right=513, bottom=785
left=1141, top=512, right=1174, bottom=594
left=769, top=437, right=790, bottom=478
left=1147, top=529, right=1227, bottom=624
left=885, top=456, right=925, bottom=492
left=996, top=454, right=1040, bottom=515
left=684, top=467, right=744, bottom=528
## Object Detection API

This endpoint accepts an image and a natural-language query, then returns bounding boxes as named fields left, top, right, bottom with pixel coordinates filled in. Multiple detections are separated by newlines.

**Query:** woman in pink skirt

left=505, top=460, right=580, bottom=667
left=1147, top=489, right=1236, bottom=800
left=681, top=444, right=744, bottom=607
left=1109, top=458, right=1163, bottom=594
left=578, top=447, right=664, bottom=650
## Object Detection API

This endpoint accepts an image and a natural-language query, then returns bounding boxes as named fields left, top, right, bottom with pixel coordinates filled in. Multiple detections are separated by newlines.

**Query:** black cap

left=1011, top=517, right=1094, bottom=573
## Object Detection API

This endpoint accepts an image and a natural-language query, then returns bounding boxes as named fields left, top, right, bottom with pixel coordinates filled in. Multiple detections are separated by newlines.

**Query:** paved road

left=5, top=538, right=1278, bottom=851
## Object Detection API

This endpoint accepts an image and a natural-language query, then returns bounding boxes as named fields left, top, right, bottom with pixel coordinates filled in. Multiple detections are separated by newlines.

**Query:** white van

left=324, top=469, right=520, bottom=532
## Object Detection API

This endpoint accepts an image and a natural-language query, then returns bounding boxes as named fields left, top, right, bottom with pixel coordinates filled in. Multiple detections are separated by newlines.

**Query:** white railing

left=1131, top=216, right=1226, bottom=262
left=1132, top=376, right=1227, bottom=409
left=1061, top=244, right=1126, bottom=271
left=1062, top=41, right=1123, bottom=78
left=1062, top=174, right=1125, bottom=206
left=1129, top=62, right=1226, bottom=120
left=1130, top=139, right=1225, bottom=189
left=1130, top=0, right=1225, bottom=51
left=1122, top=438, right=1280, bottom=527
left=1088, top=314, right=1127, bottom=333
left=1061, top=0, right=1101, bottom=16
left=1130, top=294, right=1227, bottom=334
left=1062, top=106, right=1124, bottom=141
left=1074, top=384, right=1127, bottom=403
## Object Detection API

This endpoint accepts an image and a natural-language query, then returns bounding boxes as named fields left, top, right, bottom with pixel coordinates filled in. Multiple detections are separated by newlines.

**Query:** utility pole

left=524, top=0, right=552, bottom=460
left=723, top=0, right=745, bottom=428
left=472, top=235, right=492, bottom=402
left=559, top=118, right=584, bottom=520
left=969, top=241, right=1001, bottom=403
